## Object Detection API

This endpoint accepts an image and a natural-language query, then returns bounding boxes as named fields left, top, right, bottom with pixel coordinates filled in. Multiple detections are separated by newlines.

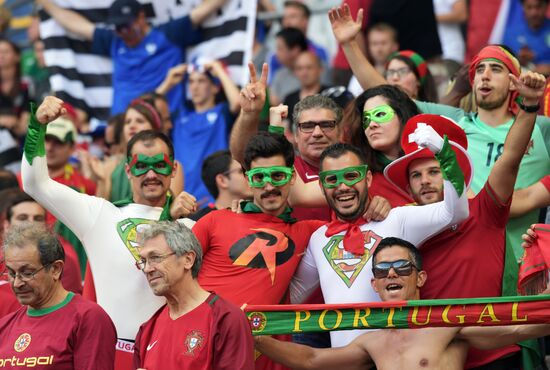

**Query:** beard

left=475, top=89, right=509, bottom=111
left=327, top=188, right=369, bottom=221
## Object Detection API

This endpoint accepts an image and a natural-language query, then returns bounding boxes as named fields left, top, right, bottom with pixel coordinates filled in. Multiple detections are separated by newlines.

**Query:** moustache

left=261, top=189, right=282, bottom=199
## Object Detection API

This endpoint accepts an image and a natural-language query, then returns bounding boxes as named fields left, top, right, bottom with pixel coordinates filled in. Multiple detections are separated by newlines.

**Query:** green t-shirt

left=416, top=100, right=550, bottom=259
left=110, top=160, right=132, bottom=202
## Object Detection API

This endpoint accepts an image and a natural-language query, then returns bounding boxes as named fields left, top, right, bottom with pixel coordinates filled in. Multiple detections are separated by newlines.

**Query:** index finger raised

left=248, top=62, right=258, bottom=83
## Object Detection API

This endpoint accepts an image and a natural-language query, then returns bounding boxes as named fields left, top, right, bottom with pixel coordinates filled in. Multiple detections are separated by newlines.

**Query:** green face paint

left=246, top=166, right=293, bottom=187
left=128, top=153, right=174, bottom=176
left=319, top=165, right=368, bottom=189
left=362, top=104, right=395, bottom=129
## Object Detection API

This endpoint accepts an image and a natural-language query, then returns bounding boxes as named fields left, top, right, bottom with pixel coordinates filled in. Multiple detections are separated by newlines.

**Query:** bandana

left=468, top=45, right=521, bottom=113
left=325, top=214, right=366, bottom=256
left=388, top=50, right=428, bottom=86
left=128, top=153, right=174, bottom=176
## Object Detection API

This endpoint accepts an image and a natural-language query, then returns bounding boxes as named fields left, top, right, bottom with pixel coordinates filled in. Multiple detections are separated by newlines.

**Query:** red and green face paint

left=127, top=153, right=174, bottom=176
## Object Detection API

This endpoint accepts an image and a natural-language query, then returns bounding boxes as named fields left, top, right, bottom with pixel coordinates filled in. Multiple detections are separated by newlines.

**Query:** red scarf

left=325, top=214, right=366, bottom=256
left=518, top=224, right=550, bottom=295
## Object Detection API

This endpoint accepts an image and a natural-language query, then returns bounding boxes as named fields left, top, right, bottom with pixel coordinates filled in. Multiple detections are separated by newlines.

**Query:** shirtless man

left=256, top=237, right=550, bottom=370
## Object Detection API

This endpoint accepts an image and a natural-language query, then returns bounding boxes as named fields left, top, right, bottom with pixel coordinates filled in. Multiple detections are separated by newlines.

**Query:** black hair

left=284, top=0, right=311, bottom=18
left=319, top=143, right=367, bottom=171
left=243, top=132, right=294, bottom=171
left=0, top=168, right=18, bottom=191
left=350, top=85, right=420, bottom=173
left=5, top=191, right=42, bottom=222
left=201, top=150, right=233, bottom=199
left=126, top=130, right=174, bottom=159
left=372, top=237, right=422, bottom=269
left=276, top=27, right=308, bottom=51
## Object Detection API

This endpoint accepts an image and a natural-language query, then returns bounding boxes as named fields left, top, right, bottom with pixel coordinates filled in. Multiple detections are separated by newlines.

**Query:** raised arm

left=189, top=0, right=227, bottom=26
left=37, top=0, right=95, bottom=40
left=510, top=178, right=550, bottom=218
left=21, top=97, right=104, bottom=239
left=255, top=335, right=372, bottom=370
left=487, top=71, right=546, bottom=203
left=205, top=60, right=241, bottom=114
left=328, top=4, right=386, bottom=91
left=229, top=63, right=268, bottom=164
left=156, top=64, right=188, bottom=96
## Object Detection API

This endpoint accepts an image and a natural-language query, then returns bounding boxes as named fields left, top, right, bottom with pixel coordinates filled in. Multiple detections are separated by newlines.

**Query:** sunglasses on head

left=319, top=165, right=367, bottom=189
left=246, top=166, right=293, bottom=188
left=372, top=259, right=418, bottom=279
left=362, top=104, right=395, bottom=129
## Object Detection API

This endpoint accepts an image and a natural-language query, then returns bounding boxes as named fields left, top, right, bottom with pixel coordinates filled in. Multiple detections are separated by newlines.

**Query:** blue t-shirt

left=502, top=2, right=550, bottom=64
left=173, top=102, right=234, bottom=203
left=91, top=16, right=201, bottom=114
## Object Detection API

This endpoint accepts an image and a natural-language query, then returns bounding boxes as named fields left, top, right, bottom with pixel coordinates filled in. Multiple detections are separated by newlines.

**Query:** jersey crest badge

left=184, top=330, right=204, bottom=356
left=117, top=218, right=155, bottom=262
left=145, top=43, right=157, bottom=55
left=14, top=333, right=31, bottom=352
left=323, top=230, right=382, bottom=287
left=248, top=312, right=267, bottom=333
left=229, top=228, right=295, bottom=284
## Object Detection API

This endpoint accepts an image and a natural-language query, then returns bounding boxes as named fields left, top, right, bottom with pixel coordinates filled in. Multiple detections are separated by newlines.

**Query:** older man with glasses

left=0, top=224, right=116, bottom=369
left=134, top=221, right=254, bottom=370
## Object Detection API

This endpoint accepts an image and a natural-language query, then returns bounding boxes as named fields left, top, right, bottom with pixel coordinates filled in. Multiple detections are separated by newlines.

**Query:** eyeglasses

left=384, top=67, right=412, bottom=80
left=362, top=105, right=395, bottom=129
left=297, top=120, right=337, bottom=134
left=5, top=263, right=53, bottom=282
left=319, top=165, right=368, bottom=189
left=135, top=252, right=176, bottom=270
left=372, top=259, right=418, bottom=279
left=246, top=166, right=293, bottom=188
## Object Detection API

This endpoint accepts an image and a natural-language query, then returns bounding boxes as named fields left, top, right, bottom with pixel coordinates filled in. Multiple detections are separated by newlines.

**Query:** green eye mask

left=128, top=153, right=174, bottom=176
left=319, top=165, right=368, bottom=188
left=362, top=104, right=395, bottom=129
left=246, top=166, right=293, bottom=187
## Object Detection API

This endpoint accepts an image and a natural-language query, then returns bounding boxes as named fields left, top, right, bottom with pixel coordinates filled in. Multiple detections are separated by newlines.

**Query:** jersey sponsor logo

left=304, top=172, right=319, bottom=180
left=14, top=333, right=31, bottom=352
left=184, top=330, right=204, bottom=356
left=248, top=312, right=267, bottom=333
left=322, top=230, right=382, bottom=287
left=117, top=218, right=156, bottom=262
left=229, top=228, right=295, bottom=284
left=0, top=355, right=53, bottom=367
left=146, top=340, right=158, bottom=351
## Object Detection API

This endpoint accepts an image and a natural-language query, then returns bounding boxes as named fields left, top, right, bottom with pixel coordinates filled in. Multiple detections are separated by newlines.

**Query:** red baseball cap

left=384, top=114, right=473, bottom=197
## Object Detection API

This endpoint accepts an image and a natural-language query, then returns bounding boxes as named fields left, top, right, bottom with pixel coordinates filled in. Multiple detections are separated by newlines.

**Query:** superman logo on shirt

left=323, top=230, right=382, bottom=287
left=116, top=218, right=155, bottom=262
left=229, top=228, right=295, bottom=284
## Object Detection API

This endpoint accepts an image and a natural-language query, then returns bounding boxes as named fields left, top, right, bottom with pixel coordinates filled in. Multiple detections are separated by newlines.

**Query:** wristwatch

left=517, top=99, right=540, bottom=113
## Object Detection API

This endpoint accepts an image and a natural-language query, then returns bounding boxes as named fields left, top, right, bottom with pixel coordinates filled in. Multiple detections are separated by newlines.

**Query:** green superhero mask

left=127, top=153, right=174, bottom=176
left=246, top=166, right=293, bottom=187
left=319, top=165, right=368, bottom=189
left=362, top=104, right=395, bottom=129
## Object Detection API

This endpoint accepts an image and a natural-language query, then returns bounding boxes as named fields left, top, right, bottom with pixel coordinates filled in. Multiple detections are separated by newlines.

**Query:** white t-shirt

left=433, top=0, right=465, bottom=63
left=290, top=178, right=468, bottom=347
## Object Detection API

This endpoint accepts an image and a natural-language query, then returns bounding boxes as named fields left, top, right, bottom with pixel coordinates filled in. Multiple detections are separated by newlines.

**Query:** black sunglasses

left=372, top=259, right=418, bottom=279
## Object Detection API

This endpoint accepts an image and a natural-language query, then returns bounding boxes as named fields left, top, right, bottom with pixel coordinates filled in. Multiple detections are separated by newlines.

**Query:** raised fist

left=36, top=96, right=67, bottom=124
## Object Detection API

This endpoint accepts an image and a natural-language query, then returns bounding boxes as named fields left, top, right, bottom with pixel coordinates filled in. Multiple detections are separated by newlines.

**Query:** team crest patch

left=323, top=231, right=382, bottom=287
left=116, top=218, right=155, bottom=262
left=14, top=333, right=31, bottom=352
left=184, top=330, right=204, bottom=356
left=248, top=312, right=267, bottom=333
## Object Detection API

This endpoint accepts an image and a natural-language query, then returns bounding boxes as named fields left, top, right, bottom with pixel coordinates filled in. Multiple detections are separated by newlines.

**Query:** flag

left=39, top=0, right=256, bottom=121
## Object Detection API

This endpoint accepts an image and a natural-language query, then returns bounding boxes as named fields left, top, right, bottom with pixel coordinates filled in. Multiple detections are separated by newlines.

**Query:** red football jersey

left=135, top=294, right=254, bottom=370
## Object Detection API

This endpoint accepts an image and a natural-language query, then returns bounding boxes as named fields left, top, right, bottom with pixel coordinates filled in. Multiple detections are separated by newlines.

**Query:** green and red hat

left=384, top=114, right=473, bottom=197
left=388, top=50, right=428, bottom=86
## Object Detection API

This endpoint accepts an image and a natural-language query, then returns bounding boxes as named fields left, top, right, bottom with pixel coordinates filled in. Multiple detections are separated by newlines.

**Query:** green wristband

left=435, top=135, right=465, bottom=197
left=268, top=125, right=285, bottom=135
left=24, top=102, right=47, bottom=165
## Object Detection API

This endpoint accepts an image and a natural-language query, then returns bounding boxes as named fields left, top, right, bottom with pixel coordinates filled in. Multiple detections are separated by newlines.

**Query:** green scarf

left=240, top=200, right=296, bottom=224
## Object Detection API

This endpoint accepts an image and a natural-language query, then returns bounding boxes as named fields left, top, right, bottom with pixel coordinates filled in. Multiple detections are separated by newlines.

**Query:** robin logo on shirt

left=117, top=218, right=155, bottom=262
left=184, top=330, right=204, bottom=356
left=14, top=333, right=31, bottom=352
left=229, top=228, right=295, bottom=284
left=323, top=230, right=382, bottom=288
